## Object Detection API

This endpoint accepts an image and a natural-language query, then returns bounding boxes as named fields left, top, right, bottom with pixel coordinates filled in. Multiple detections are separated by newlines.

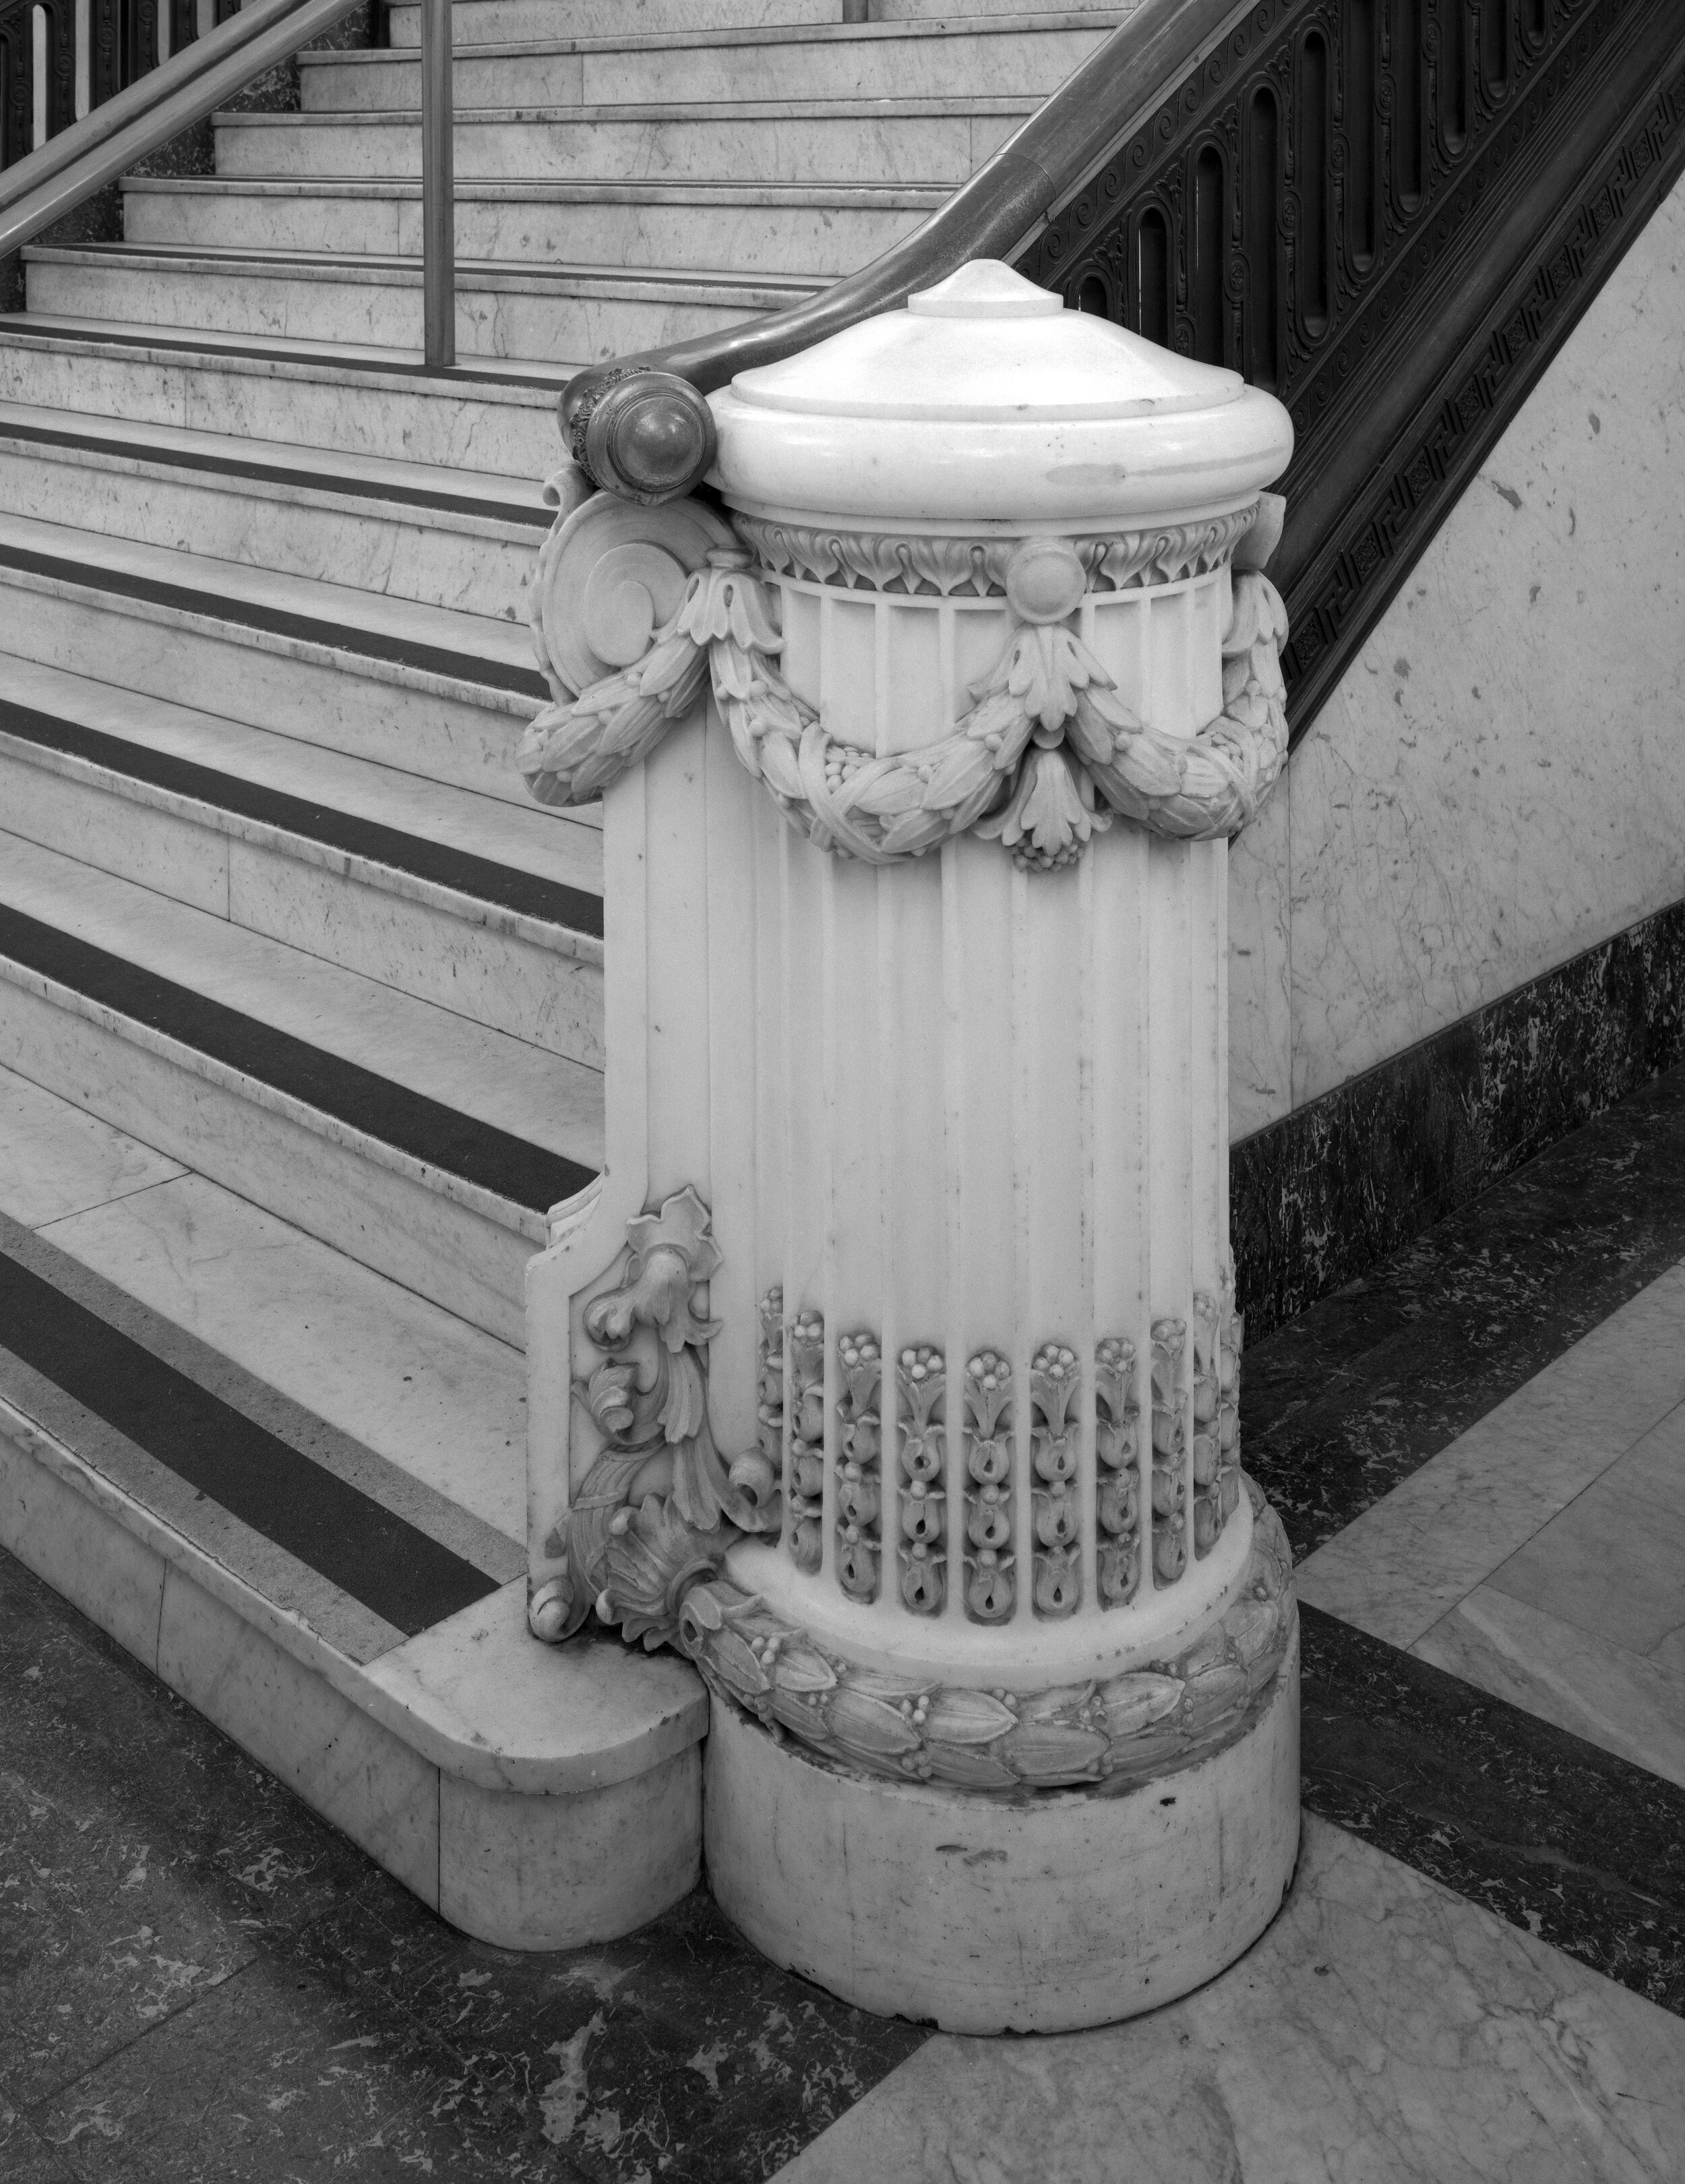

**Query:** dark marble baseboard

left=1233, top=897, right=1685, bottom=1342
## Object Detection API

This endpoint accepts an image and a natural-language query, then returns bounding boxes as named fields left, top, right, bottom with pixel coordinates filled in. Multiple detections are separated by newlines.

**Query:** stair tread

left=0, top=397, right=554, bottom=529
left=0, top=1064, right=529, bottom=1544
left=0, top=832, right=605, bottom=1203
left=214, top=93, right=1041, bottom=123
left=0, top=509, right=545, bottom=702
left=0, top=654, right=601, bottom=899
left=25, top=240, right=821, bottom=300
left=0, top=311, right=580, bottom=389
left=301, top=10, right=1126, bottom=57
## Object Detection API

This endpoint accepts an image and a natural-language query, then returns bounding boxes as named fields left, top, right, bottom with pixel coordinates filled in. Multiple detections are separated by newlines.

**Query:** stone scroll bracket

left=528, top=1186, right=780, bottom=1651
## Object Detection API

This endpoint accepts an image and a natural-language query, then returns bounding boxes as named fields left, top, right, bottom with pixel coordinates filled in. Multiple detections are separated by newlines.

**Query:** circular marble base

left=704, top=1625, right=1299, bottom=2035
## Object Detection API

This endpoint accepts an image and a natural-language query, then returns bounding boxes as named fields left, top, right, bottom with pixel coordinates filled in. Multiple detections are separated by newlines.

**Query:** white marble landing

left=772, top=1815, right=1685, bottom=2184
left=1296, top=1256, right=1685, bottom=1791
left=0, top=1399, right=707, bottom=1949
left=0, top=1062, right=709, bottom=1949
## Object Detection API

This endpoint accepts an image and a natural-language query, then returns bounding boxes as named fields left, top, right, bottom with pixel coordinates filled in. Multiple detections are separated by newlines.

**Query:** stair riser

left=0, top=579, right=539, bottom=806
left=388, top=0, right=838, bottom=44
left=25, top=259, right=778, bottom=363
left=0, top=446, right=542, bottom=621
left=0, top=974, right=532, bottom=1343
left=214, top=109, right=1012, bottom=185
left=123, top=185, right=929, bottom=278
left=0, top=754, right=604, bottom=1066
left=299, top=30, right=1105, bottom=112
left=0, top=342, right=561, bottom=477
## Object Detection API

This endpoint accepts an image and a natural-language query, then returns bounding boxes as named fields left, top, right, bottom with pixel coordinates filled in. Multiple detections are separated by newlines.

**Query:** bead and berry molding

left=519, top=481, right=1290, bottom=870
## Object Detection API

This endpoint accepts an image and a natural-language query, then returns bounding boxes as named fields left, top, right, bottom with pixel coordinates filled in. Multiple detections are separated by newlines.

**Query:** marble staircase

left=0, top=1, right=1132, bottom=1945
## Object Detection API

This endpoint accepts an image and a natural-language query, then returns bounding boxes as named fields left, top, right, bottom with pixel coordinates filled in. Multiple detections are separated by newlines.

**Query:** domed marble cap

left=709, top=260, right=1293, bottom=529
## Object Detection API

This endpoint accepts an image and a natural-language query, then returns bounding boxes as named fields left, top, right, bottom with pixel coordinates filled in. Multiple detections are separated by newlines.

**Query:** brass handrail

left=421, top=0, right=455, bottom=369
left=559, top=0, right=1242, bottom=503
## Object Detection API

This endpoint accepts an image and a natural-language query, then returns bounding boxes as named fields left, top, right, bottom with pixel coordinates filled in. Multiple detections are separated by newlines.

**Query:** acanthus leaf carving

left=547, top=1186, right=781, bottom=1651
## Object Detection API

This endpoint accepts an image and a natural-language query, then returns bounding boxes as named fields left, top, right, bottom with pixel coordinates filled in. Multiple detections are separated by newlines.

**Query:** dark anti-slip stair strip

left=1299, top=1602, right=1685, bottom=2018
left=0, top=700, right=603, bottom=939
left=0, top=417, right=552, bottom=528
left=0, top=905, right=595, bottom=1213
left=0, top=1250, right=499, bottom=1634
left=0, top=541, right=550, bottom=702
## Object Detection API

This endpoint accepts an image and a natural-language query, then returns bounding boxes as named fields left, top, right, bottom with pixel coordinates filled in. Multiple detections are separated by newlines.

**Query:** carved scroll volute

left=528, top=477, right=736, bottom=709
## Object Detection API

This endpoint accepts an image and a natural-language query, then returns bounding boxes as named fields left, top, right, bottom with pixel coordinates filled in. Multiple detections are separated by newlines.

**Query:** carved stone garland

left=675, top=1474, right=1296, bottom=1796
left=519, top=499, right=1291, bottom=869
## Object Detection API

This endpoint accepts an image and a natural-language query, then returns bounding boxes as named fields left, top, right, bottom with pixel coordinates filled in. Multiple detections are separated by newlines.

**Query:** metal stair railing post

left=421, top=0, right=454, bottom=369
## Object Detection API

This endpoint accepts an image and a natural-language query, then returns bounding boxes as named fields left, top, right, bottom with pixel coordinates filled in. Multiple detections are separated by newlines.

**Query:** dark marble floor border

left=1233, top=897, right=1685, bottom=1342
left=1240, top=1057, right=1685, bottom=1561
left=1300, top=1602, right=1685, bottom=2018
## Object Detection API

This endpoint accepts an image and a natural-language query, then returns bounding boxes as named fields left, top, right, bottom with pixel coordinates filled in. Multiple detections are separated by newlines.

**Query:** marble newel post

left=520, top=263, right=1300, bottom=2034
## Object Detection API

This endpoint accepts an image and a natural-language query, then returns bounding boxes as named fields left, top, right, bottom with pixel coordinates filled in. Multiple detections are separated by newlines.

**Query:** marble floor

left=4, top=1064, right=1685, bottom=2180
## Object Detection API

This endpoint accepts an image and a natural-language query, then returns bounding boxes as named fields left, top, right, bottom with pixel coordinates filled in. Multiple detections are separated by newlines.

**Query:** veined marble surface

left=772, top=1815, right=1685, bottom=2184
left=1293, top=1259, right=1685, bottom=1646
left=1229, top=168, right=1685, bottom=1130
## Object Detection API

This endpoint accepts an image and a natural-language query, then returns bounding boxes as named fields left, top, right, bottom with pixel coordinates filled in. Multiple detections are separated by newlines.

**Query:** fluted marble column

left=521, top=263, right=1301, bottom=2033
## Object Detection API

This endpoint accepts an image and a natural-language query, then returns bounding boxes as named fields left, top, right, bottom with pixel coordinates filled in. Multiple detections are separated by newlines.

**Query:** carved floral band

left=536, top=1186, right=1297, bottom=1798
left=518, top=497, right=1291, bottom=870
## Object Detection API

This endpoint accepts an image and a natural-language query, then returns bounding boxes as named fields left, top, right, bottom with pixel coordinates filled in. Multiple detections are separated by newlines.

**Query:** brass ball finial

left=580, top=371, right=718, bottom=506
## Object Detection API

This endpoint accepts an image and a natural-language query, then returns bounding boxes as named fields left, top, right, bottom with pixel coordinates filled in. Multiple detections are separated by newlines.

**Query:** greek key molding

left=732, top=508, right=1258, bottom=599
left=674, top=1476, right=1297, bottom=1794
left=520, top=496, right=1291, bottom=866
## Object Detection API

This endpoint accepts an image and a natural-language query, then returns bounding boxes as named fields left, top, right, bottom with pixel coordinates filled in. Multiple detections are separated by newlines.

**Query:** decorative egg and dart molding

left=518, top=263, right=1302, bottom=2034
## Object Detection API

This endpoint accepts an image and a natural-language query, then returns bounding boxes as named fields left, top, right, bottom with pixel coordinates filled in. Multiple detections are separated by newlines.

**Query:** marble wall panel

left=1259, top=169, right=1685, bottom=1117
left=1225, top=173, right=1685, bottom=1325
left=1227, top=786, right=1293, bottom=1140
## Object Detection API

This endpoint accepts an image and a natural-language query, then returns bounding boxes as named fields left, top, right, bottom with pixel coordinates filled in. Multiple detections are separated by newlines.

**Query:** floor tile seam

left=12, top=1945, right=268, bottom=2128
left=1411, top=1584, right=1685, bottom=1713
left=16, top=1951, right=274, bottom=2136
left=28, top=1167, right=189, bottom=1238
